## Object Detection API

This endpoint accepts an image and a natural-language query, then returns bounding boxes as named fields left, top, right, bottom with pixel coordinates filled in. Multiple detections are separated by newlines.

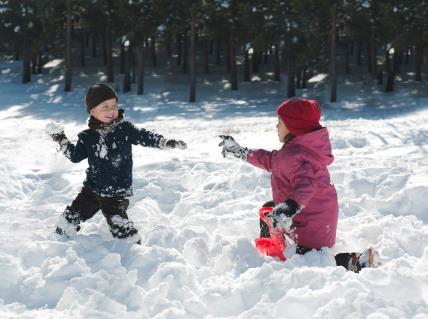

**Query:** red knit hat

left=276, top=98, right=322, bottom=136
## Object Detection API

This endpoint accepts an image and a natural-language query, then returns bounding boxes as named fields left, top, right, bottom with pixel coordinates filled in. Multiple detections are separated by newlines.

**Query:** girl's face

left=276, top=117, right=290, bottom=143
left=90, top=98, right=119, bottom=124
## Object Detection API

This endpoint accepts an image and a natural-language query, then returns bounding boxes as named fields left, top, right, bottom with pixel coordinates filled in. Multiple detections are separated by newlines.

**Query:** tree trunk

left=356, top=41, right=362, bottom=65
left=92, top=32, right=97, bottom=57
left=370, top=30, right=377, bottom=78
left=123, top=42, right=132, bottom=93
left=131, top=48, right=137, bottom=83
left=394, top=51, right=401, bottom=74
left=302, top=67, right=307, bottom=88
left=120, top=42, right=125, bottom=73
left=287, top=45, right=295, bottom=98
left=263, top=46, right=269, bottom=64
left=330, top=6, right=337, bottom=102
left=215, top=38, right=221, bottom=65
left=393, top=50, right=400, bottom=75
left=37, top=52, right=43, bottom=73
left=14, top=42, right=20, bottom=60
left=367, top=37, right=372, bottom=74
left=345, top=39, right=350, bottom=74
left=209, top=39, right=214, bottom=54
left=377, top=70, right=383, bottom=84
left=296, top=70, right=302, bottom=89
left=404, top=47, right=410, bottom=64
left=385, top=50, right=396, bottom=92
left=176, top=33, right=182, bottom=66
left=229, top=0, right=238, bottom=90
left=398, top=50, right=404, bottom=66
left=189, top=8, right=197, bottom=102
left=151, top=37, right=157, bottom=67
left=22, top=40, right=31, bottom=83
left=252, top=51, right=260, bottom=74
left=204, top=37, right=210, bottom=74
left=378, top=51, right=384, bottom=85
left=80, top=31, right=86, bottom=67
left=32, top=54, right=37, bottom=74
left=182, top=31, right=188, bottom=73
left=64, top=0, right=72, bottom=91
left=226, top=38, right=231, bottom=73
left=415, top=41, right=422, bottom=81
left=274, top=42, right=281, bottom=81
left=243, top=48, right=250, bottom=81
left=165, top=33, right=172, bottom=67
left=105, top=22, right=114, bottom=82
left=102, top=33, right=107, bottom=65
left=138, top=44, right=144, bottom=95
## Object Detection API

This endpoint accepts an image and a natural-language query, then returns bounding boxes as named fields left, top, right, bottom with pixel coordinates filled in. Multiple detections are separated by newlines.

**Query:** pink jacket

left=247, top=128, right=338, bottom=249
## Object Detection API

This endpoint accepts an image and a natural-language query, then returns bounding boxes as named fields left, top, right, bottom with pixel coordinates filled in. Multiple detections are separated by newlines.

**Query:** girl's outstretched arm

left=247, top=149, right=273, bottom=172
left=218, top=135, right=273, bottom=172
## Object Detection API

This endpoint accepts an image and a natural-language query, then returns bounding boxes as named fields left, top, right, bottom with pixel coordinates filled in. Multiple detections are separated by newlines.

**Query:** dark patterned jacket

left=57, top=110, right=165, bottom=197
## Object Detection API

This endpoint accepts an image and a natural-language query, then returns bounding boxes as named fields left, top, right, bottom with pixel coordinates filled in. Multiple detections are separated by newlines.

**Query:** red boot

left=255, top=207, right=286, bottom=261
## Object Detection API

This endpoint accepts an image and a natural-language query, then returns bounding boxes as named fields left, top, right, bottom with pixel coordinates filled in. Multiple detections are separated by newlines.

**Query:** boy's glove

left=51, top=131, right=67, bottom=143
left=219, top=135, right=248, bottom=161
left=270, top=199, right=301, bottom=229
left=160, top=138, right=187, bottom=150
left=45, top=122, right=67, bottom=143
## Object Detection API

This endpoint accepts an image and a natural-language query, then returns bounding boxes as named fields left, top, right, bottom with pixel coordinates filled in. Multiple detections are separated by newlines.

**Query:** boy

left=49, top=83, right=186, bottom=243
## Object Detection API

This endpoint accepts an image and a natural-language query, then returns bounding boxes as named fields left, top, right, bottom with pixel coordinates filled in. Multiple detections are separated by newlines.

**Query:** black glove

left=51, top=131, right=67, bottom=143
left=161, top=139, right=187, bottom=150
left=219, top=135, right=248, bottom=161
left=270, top=199, right=301, bottom=229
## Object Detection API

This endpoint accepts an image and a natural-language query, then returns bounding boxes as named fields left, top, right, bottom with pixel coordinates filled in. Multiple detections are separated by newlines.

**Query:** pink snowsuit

left=247, top=128, right=338, bottom=249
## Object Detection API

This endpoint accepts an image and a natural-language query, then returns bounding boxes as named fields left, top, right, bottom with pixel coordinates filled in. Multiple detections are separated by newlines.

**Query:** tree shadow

left=0, top=59, right=427, bottom=124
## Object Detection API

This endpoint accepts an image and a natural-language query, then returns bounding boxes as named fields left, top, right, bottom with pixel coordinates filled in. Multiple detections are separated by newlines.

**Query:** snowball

left=45, top=122, right=64, bottom=135
left=222, top=136, right=238, bottom=148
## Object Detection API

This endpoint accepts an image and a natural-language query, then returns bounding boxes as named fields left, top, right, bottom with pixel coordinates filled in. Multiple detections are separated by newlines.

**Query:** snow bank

left=0, top=60, right=427, bottom=318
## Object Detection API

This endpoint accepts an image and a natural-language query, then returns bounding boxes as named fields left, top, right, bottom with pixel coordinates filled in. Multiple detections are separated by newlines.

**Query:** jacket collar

left=88, top=109, right=124, bottom=132
left=283, top=133, right=295, bottom=145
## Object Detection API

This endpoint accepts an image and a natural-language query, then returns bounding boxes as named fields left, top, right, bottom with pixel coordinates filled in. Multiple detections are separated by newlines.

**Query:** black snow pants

left=64, top=186, right=138, bottom=239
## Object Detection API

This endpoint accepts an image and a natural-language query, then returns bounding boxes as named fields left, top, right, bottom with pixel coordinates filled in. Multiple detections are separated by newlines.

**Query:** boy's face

left=276, top=117, right=290, bottom=143
left=90, top=98, right=119, bottom=124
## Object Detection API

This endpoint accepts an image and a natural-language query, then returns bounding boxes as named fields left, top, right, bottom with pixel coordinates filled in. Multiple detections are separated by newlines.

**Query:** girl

left=219, top=97, right=378, bottom=272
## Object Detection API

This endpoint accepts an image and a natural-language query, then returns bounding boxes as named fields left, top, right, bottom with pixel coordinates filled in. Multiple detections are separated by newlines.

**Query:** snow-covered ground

left=0, top=59, right=427, bottom=319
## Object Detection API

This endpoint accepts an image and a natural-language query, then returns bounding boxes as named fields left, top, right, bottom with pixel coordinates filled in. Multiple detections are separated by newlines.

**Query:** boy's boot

left=335, top=247, right=382, bottom=273
left=56, top=207, right=81, bottom=238
left=109, top=215, right=141, bottom=244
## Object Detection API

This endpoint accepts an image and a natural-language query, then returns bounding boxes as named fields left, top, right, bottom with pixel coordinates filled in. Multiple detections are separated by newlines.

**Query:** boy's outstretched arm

left=159, top=138, right=187, bottom=150
left=50, top=132, right=88, bottom=163
left=46, top=123, right=88, bottom=163
left=127, top=122, right=187, bottom=150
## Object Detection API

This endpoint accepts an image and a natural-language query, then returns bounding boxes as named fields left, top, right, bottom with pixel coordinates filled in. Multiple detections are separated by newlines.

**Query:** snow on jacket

left=247, top=128, right=338, bottom=249
left=58, top=110, right=164, bottom=197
